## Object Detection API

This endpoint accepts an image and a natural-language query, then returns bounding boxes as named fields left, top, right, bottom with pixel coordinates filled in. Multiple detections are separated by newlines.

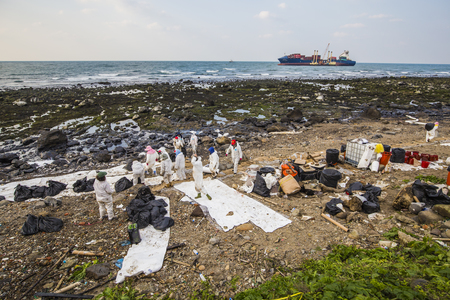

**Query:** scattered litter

left=368, top=213, right=385, bottom=221
left=120, top=240, right=131, bottom=246
left=301, top=216, right=314, bottom=221
left=115, top=258, right=124, bottom=269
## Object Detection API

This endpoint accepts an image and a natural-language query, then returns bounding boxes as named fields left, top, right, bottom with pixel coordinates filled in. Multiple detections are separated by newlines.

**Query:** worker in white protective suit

left=426, top=122, right=439, bottom=142
left=191, top=154, right=212, bottom=200
left=174, top=149, right=186, bottom=180
left=160, top=153, right=173, bottom=187
left=132, top=160, right=145, bottom=185
left=207, top=146, right=220, bottom=177
left=190, top=132, right=198, bottom=155
left=145, top=146, right=158, bottom=176
left=225, top=139, right=243, bottom=174
left=93, top=171, right=116, bottom=221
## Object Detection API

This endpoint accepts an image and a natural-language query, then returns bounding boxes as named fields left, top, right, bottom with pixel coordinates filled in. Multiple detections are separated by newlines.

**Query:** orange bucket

left=379, top=152, right=391, bottom=166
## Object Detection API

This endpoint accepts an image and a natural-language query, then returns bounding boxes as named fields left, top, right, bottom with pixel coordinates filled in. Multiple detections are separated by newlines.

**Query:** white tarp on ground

left=0, top=164, right=164, bottom=202
left=174, top=179, right=291, bottom=233
left=116, top=196, right=170, bottom=284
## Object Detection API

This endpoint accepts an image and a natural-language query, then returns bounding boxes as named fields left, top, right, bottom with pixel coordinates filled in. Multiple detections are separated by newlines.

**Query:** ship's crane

left=322, top=43, right=330, bottom=61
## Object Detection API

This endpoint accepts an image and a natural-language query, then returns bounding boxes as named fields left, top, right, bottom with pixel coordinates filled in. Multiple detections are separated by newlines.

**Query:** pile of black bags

left=14, top=180, right=67, bottom=202
left=21, top=214, right=64, bottom=235
left=126, top=186, right=174, bottom=231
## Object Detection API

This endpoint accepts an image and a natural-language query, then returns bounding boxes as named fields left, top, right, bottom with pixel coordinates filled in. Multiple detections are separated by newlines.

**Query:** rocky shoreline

left=1, top=77, right=450, bottom=299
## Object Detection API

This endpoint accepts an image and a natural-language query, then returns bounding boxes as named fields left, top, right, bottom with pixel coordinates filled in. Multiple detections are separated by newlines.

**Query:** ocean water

left=0, top=61, right=449, bottom=89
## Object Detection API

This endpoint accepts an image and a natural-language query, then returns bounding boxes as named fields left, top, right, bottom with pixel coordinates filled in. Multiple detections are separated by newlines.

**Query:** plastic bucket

left=383, top=144, right=391, bottom=152
left=421, top=161, right=430, bottom=168
left=379, top=152, right=391, bottom=166
left=326, top=149, right=340, bottom=165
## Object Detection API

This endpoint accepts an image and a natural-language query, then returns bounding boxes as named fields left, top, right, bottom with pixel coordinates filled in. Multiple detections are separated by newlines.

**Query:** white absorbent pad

left=175, top=179, right=291, bottom=232
left=116, top=196, right=170, bottom=283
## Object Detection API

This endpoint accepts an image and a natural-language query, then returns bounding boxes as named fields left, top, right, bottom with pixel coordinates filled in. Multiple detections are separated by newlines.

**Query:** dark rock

left=418, top=210, right=444, bottom=224
left=37, top=129, right=68, bottom=152
left=52, top=159, right=68, bottom=166
left=286, top=108, right=303, bottom=122
left=0, top=153, right=19, bottom=164
left=95, top=150, right=111, bottom=163
left=67, top=140, right=81, bottom=147
left=432, top=204, right=450, bottom=218
left=267, top=124, right=289, bottom=132
left=124, top=160, right=133, bottom=171
left=0, top=196, right=5, bottom=201
left=85, top=263, right=110, bottom=280
left=78, top=156, right=89, bottom=163
left=361, top=106, right=381, bottom=120
left=113, top=146, right=126, bottom=154
left=13, top=160, right=26, bottom=168
left=22, top=137, right=37, bottom=146
left=430, top=228, right=441, bottom=236
left=41, top=150, right=59, bottom=160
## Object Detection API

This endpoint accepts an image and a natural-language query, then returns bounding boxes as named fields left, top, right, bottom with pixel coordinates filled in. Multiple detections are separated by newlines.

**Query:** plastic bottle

left=193, top=249, right=199, bottom=255
left=199, top=273, right=206, bottom=281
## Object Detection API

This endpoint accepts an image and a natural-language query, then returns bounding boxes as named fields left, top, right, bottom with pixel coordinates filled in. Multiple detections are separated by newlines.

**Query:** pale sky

left=1, top=0, right=449, bottom=64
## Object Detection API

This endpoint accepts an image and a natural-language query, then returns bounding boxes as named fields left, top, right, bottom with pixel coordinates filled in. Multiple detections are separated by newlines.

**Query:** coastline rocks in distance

left=37, top=129, right=68, bottom=152
left=95, top=150, right=112, bottom=163
left=361, top=106, right=381, bottom=120
left=286, top=108, right=303, bottom=122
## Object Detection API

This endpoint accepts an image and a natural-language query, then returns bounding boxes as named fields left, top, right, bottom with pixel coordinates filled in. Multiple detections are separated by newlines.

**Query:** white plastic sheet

left=0, top=164, right=164, bottom=202
left=115, top=196, right=170, bottom=283
left=175, top=179, right=291, bottom=232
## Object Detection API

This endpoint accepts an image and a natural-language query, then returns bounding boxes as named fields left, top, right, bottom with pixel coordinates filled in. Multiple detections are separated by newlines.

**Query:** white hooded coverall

left=190, top=133, right=198, bottom=155
left=175, top=151, right=186, bottom=180
left=173, top=137, right=185, bottom=151
left=93, top=179, right=114, bottom=220
left=160, top=156, right=173, bottom=184
left=145, top=151, right=158, bottom=175
left=209, top=151, right=220, bottom=176
left=191, top=156, right=208, bottom=195
left=132, top=161, right=145, bottom=185
left=226, top=142, right=243, bottom=173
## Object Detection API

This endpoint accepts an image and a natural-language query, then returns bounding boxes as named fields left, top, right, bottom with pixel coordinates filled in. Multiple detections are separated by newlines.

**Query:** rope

left=272, top=292, right=303, bottom=300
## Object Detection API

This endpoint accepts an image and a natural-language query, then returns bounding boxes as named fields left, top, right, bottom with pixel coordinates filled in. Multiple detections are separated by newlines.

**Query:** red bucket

left=421, top=161, right=430, bottom=168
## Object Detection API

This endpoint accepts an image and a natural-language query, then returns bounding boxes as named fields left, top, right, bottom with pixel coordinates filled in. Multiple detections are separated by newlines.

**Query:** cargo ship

left=278, top=49, right=356, bottom=66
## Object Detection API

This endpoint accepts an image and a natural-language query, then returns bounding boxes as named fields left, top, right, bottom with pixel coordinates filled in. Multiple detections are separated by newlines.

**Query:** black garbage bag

left=152, top=216, right=175, bottom=231
left=115, top=177, right=133, bottom=193
left=390, top=148, right=405, bottom=163
left=38, top=216, right=64, bottom=233
left=425, top=123, right=435, bottom=131
left=44, top=180, right=67, bottom=197
left=31, top=186, right=46, bottom=198
left=319, top=169, right=342, bottom=188
left=14, top=184, right=33, bottom=202
left=21, top=214, right=63, bottom=235
left=345, top=182, right=364, bottom=195
left=127, top=198, right=153, bottom=229
left=73, top=177, right=96, bottom=193
left=252, top=173, right=270, bottom=197
left=135, top=186, right=155, bottom=202
left=21, top=214, right=40, bottom=235
left=412, top=179, right=450, bottom=205
left=325, top=198, right=344, bottom=216
left=363, top=184, right=382, bottom=197
left=362, top=201, right=380, bottom=214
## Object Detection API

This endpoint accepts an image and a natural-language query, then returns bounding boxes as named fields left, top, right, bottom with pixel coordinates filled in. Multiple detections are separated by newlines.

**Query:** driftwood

left=19, top=246, right=74, bottom=300
left=321, top=213, right=349, bottom=232
left=54, top=281, right=81, bottom=294
left=72, top=250, right=104, bottom=256
left=319, top=183, right=345, bottom=193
